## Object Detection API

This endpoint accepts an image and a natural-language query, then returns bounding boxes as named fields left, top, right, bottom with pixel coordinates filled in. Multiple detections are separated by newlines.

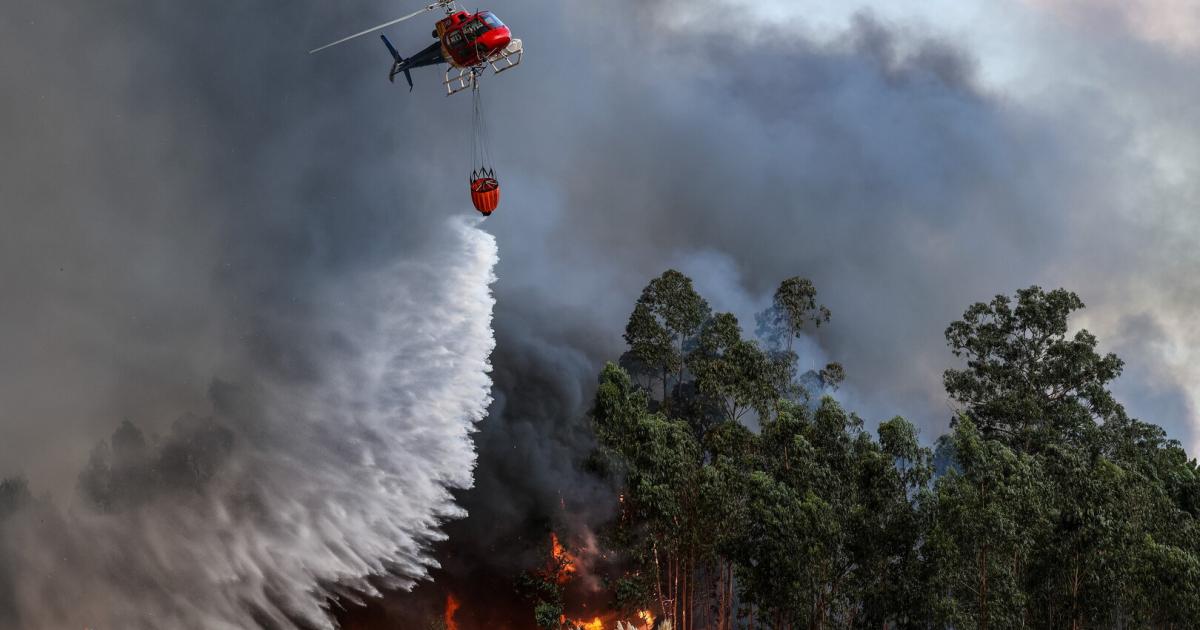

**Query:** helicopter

left=309, top=0, right=523, bottom=96
left=309, top=0, right=517, bottom=216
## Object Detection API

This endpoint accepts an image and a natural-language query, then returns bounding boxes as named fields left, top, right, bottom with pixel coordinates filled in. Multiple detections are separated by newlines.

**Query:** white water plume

left=0, top=217, right=498, bottom=629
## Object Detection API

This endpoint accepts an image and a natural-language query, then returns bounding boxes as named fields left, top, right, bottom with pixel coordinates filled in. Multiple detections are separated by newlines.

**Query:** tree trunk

left=681, top=559, right=688, bottom=630
left=678, top=334, right=685, bottom=402
left=979, top=543, right=990, bottom=630
left=691, top=556, right=697, bottom=630
left=718, top=561, right=727, bottom=630
left=672, top=552, right=681, bottom=624
left=1070, top=555, right=1082, bottom=630
left=672, top=555, right=679, bottom=629
left=654, top=543, right=668, bottom=622
left=728, top=564, right=736, bottom=630
left=684, top=556, right=690, bottom=630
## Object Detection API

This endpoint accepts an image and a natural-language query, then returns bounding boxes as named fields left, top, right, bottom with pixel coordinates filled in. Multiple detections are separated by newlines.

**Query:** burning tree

left=515, top=535, right=570, bottom=629
left=515, top=529, right=661, bottom=630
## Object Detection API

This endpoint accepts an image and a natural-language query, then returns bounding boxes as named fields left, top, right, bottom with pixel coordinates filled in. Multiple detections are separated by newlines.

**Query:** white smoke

left=0, top=217, right=498, bottom=629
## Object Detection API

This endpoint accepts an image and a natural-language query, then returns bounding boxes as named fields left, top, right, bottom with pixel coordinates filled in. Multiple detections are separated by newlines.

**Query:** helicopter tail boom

left=381, top=35, right=414, bottom=90
left=382, top=39, right=445, bottom=92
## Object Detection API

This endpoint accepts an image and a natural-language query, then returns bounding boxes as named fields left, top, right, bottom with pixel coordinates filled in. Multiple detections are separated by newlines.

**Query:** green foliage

left=624, top=270, right=712, bottom=402
left=533, top=600, right=564, bottom=630
left=688, top=313, right=780, bottom=423
left=926, top=417, right=1047, bottom=629
left=612, top=574, right=655, bottom=614
left=594, top=364, right=702, bottom=544
left=943, top=286, right=1124, bottom=449
left=572, top=274, right=1200, bottom=630
left=734, top=402, right=934, bottom=628
left=516, top=550, right=567, bottom=629
left=643, top=270, right=711, bottom=345
left=624, top=301, right=676, bottom=396
left=756, top=276, right=831, bottom=353
left=937, top=287, right=1200, bottom=628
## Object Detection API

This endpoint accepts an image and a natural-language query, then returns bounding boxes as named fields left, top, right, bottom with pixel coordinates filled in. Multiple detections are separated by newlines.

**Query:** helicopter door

left=444, top=30, right=473, bottom=65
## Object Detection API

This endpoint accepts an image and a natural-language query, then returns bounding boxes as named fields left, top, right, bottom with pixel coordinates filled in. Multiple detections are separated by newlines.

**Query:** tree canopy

left=529, top=273, right=1200, bottom=630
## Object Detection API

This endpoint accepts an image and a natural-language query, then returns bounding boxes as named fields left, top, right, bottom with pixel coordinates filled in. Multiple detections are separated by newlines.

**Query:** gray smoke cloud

left=3, top=0, right=1200, bottom=627
left=0, top=217, right=497, bottom=629
left=2, top=0, right=501, bottom=625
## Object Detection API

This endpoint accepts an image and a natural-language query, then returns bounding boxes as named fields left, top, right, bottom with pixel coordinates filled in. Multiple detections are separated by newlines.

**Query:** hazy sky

left=705, top=0, right=1200, bottom=452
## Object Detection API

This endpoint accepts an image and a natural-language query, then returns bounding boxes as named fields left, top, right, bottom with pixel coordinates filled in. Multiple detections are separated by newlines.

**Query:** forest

left=516, top=270, right=1200, bottom=630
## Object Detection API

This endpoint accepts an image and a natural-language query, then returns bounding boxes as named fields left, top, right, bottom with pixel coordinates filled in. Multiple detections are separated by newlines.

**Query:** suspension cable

left=471, top=70, right=493, bottom=177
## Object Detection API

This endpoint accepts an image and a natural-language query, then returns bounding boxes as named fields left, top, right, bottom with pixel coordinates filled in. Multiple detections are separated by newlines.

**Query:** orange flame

left=550, top=532, right=578, bottom=584
left=444, top=594, right=460, bottom=630
left=549, top=533, right=653, bottom=630
left=568, top=617, right=604, bottom=630
left=561, top=611, right=655, bottom=629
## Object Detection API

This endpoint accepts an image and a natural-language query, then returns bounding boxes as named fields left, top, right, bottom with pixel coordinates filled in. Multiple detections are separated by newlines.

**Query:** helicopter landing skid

left=488, top=39, right=523, bottom=75
left=444, top=66, right=478, bottom=96
left=443, top=39, right=524, bottom=96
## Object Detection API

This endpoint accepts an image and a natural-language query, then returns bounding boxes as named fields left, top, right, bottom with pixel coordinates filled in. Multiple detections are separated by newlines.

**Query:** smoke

left=1024, top=0, right=1200, bottom=53
left=0, top=218, right=498, bottom=629
left=3, top=0, right=1200, bottom=627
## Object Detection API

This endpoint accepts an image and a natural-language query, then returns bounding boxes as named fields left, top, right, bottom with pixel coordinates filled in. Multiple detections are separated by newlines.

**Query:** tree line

left=525, top=270, right=1200, bottom=629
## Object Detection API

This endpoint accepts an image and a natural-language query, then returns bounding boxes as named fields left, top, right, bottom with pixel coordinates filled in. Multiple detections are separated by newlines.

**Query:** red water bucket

left=470, top=175, right=500, bottom=216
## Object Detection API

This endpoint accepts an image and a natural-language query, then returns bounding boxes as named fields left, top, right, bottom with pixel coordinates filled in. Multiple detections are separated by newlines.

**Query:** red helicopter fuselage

left=436, top=10, right=512, bottom=68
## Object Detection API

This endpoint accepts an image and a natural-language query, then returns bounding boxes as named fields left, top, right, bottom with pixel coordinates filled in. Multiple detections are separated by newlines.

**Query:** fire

left=444, top=594, right=460, bottom=630
left=548, top=532, right=656, bottom=630
left=550, top=532, right=578, bottom=584
left=564, top=614, right=655, bottom=630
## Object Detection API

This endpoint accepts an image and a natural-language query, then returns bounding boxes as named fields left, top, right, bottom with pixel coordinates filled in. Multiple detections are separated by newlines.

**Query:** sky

left=703, top=0, right=1200, bottom=452
left=1, top=0, right=1199, bottom=627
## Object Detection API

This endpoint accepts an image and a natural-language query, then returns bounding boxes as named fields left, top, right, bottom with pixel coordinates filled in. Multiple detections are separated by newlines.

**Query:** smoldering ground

left=2, top=0, right=1200, bottom=628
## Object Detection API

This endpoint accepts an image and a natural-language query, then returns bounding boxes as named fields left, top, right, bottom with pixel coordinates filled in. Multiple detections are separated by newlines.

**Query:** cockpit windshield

left=463, top=19, right=486, bottom=39
left=481, top=12, right=504, bottom=28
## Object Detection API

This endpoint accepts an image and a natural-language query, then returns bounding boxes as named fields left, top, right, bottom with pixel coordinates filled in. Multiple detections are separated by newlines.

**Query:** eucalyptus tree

left=943, top=286, right=1124, bottom=451
left=730, top=401, right=931, bottom=629
left=756, top=277, right=831, bottom=354
left=592, top=363, right=705, bottom=628
left=926, top=418, right=1048, bottom=630
left=688, top=313, right=780, bottom=424
left=624, top=270, right=711, bottom=404
left=939, top=287, right=1200, bottom=626
left=756, top=277, right=843, bottom=403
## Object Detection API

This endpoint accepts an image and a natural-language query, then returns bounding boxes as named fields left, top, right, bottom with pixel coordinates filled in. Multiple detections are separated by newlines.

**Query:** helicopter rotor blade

left=309, top=4, right=438, bottom=54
